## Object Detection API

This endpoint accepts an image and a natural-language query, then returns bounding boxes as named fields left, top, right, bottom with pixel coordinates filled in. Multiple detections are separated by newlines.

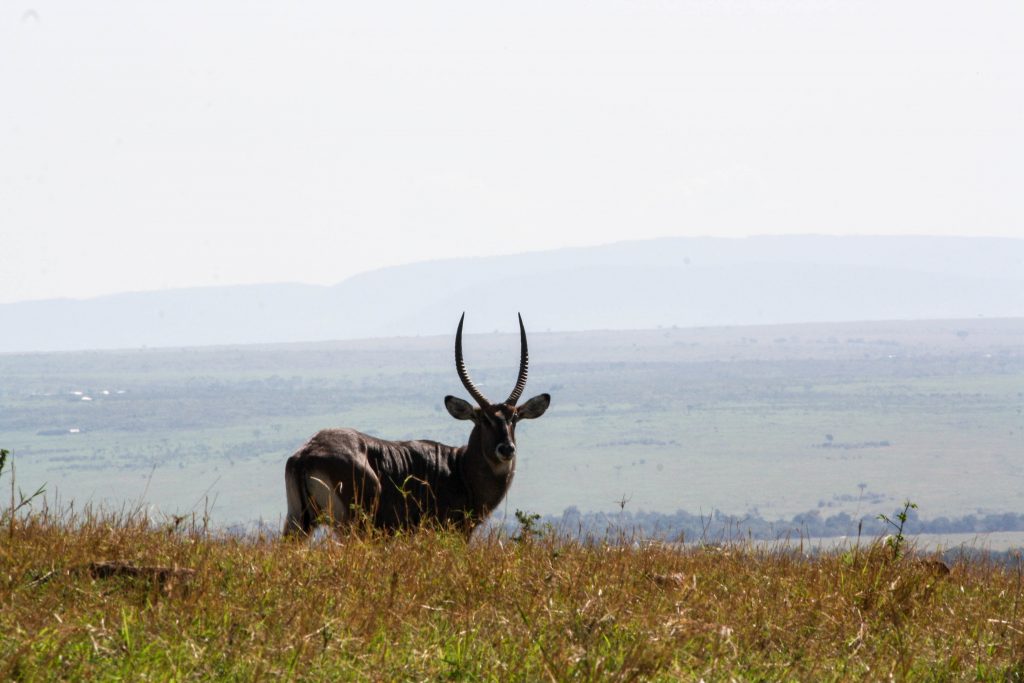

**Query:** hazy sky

left=1, top=1, right=1021, bottom=303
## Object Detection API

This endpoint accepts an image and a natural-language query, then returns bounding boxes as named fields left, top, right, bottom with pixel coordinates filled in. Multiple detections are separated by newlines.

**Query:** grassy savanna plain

left=0, top=318, right=1022, bottom=530
left=2, top=318, right=1024, bottom=679
left=3, top=501, right=1024, bottom=680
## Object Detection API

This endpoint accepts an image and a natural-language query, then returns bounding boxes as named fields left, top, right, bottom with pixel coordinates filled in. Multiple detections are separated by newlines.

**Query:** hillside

left=2, top=235, right=1023, bottom=352
left=1, top=503, right=1022, bottom=679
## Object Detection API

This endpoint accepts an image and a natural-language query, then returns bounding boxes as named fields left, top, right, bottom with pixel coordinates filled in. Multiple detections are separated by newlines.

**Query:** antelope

left=282, top=313, right=550, bottom=537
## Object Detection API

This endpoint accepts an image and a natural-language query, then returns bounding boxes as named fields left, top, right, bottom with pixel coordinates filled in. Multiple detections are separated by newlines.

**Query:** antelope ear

left=444, top=395, right=476, bottom=420
left=517, top=393, right=550, bottom=419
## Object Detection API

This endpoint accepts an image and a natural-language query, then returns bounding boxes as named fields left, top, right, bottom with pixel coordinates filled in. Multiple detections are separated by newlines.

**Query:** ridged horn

left=455, top=313, right=491, bottom=408
left=505, top=313, right=529, bottom=406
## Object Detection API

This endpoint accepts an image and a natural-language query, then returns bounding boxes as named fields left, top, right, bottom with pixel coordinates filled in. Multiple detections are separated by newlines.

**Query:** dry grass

left=2, top=504, right=1024, bottom=681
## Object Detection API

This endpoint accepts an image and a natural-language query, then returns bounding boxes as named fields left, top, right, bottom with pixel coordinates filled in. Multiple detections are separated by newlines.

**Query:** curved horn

left=505, top=313, right=529, bottom=405
left=455, top=313, right=491, bottom=408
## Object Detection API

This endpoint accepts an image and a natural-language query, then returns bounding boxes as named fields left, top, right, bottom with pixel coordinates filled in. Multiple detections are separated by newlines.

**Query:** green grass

left=3, top=503, right=1024, bottom=680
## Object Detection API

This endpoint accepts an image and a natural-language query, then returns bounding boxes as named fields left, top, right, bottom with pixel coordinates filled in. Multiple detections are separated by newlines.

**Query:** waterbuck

left=282, top=314, right=550, bottom=537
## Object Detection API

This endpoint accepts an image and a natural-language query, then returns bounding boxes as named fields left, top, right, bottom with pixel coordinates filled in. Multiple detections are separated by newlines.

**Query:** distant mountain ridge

left=2, top=235, right=1023, bottom=352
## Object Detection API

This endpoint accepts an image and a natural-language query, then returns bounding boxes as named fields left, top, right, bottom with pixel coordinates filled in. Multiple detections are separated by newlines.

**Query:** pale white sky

left=1, top=1, right=1021, bottom=304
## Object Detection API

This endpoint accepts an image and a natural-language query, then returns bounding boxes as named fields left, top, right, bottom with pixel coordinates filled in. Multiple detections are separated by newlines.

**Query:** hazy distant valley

left=2, top=235, right=1023, bottom=352
left=3, top=316, right=1022, bottom=535
left=3, top=235, right=1023, bottom=537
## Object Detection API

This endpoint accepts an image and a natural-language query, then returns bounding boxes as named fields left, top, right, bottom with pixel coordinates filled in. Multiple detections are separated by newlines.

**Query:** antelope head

left=444, top=313, right=550, bottom=469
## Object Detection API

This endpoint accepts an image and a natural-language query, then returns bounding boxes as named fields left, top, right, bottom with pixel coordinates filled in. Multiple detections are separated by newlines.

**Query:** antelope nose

left=496, top=443, right=516, bottom=459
